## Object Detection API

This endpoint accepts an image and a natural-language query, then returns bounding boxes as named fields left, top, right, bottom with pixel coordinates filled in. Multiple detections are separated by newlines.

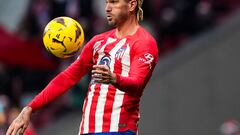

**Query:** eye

left=110, top=0, right=118, bottom=4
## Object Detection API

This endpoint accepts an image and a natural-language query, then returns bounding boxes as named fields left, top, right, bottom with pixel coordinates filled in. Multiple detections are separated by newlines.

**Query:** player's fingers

left=9, top=120, right=25, bottom=135
left=92, top=71, right=109, bottom=79
left=92, top=73, right=102, bottom=78
left=19, top=124, right=28, bottom=135
left=7, top=122, right=20, bottom=135
left=11, top=127, right=19, bottom=135
left=96, top=75, right=111, bottom=83
left=92, top=74, right=104, bottom=84
left=18, top=127, right=26, bottom=135
left=92, top=72, right=110, bottom=80
left=93, top=65, right=109, bottom=71
left=101, top=71, right=110, bottom=76
left=92, top=69, right=110, bottom=76
left=6, top=125, right=13, bottom=135
left=92, top=69, right=102, bottom=74
left=101, top=74, right=112, bottom=82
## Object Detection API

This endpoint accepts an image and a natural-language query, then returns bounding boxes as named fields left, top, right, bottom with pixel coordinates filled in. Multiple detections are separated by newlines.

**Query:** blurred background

left=0, top=0, right=240, bottom=135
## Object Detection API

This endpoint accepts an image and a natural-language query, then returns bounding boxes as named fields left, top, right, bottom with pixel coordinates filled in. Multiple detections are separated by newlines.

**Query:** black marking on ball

left=52, top=36, right=67, bottom=52
left=63, top=48, right=80, bottom=57
left=68, top=37, right=72, bottom=41
left=50, top=47, right=56, bottom=50
left=54, top=18, right=67, bottom=27
left=74, top=23, right=81, bottom=43
left=56, top=34, right=60, bottom=39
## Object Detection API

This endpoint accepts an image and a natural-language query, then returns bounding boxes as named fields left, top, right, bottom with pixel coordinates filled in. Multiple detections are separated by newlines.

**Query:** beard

left=107, top=21, right=117, bottom=27
left=106, top=15, right=117, bottom=27
left=106, top=13, right=128, bottom=27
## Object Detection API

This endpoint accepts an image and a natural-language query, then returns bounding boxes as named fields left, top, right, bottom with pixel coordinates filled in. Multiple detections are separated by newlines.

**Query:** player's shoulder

left=137, top=26, right=157, bottom=45
left=133, top=26, right=158, bottom=53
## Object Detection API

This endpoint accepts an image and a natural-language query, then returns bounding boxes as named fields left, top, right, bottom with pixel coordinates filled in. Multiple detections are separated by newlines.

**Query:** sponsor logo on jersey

left=138, top=53, right=154, bottom=69
left=90, top=55, right=111, bottom=84
left=99, top=55, right=111, bottom=67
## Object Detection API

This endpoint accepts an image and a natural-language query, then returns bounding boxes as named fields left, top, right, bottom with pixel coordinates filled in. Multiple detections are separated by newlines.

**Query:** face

left=105, top=0, right=130, bottom=27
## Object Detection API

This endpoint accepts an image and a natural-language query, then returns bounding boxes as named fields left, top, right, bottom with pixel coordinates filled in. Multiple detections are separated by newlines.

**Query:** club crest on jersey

left=138, top=53, right=154, bottom=69
left=115, top=46, right=127, bottom=60
left=99, top=56, right=111, bottom=67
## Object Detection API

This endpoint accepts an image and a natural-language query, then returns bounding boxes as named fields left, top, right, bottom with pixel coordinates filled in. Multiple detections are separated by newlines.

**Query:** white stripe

left=109, top=39, right=129, bottom=131
left=109, top=89, right=125, bottom=131
left=109, top=38, right=127, bottom=72
left=121, top=44, right=130, bottom=76
left=94, top=84, right=109, bottom=132
left=83, top=84, right=95, bottom=133
left=79, top=115, right=83, bottom=135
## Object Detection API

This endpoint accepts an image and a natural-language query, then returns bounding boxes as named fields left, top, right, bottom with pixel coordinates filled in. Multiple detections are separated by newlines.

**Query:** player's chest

left=92, top=38, right=131, bottom=68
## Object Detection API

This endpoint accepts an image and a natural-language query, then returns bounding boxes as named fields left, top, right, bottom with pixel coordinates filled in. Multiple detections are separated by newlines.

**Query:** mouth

left=107, top=17, right=113, bottom=22
left=106, top=14, right=112, bottom=19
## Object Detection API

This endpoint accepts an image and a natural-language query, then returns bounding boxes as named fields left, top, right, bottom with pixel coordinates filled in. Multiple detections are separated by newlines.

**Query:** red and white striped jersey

left=28, top=26, right=158, bottom=134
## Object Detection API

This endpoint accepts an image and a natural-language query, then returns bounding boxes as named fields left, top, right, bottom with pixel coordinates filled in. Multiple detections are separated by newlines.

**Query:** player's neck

left=115, top=16, right=139, bottom=39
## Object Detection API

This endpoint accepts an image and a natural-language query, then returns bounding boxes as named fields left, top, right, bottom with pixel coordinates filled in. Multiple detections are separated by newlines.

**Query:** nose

left=105, top=3, right=111, bottom=13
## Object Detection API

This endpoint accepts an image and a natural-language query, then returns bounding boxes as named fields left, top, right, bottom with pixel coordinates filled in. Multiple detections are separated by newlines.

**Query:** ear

left=128, top=0, right=137, bottom=12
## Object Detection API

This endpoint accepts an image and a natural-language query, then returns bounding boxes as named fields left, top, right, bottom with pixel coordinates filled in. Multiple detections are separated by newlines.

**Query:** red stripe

left=118, top=93, right=127, bottom=130
left=88, top=84, right=101, bottom=133
left=118, top=94, right=140, bottom=132
left=102, top=85, right=116, bottom=132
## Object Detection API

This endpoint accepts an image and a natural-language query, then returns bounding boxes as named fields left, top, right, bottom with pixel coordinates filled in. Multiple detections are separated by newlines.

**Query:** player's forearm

left=28, top=72, right=75, bottom=112
left=112, top=74, right=146, bottom=96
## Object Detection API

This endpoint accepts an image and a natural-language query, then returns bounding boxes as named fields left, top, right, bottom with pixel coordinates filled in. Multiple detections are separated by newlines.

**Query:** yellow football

left=43, top=16, right=84, bottom=58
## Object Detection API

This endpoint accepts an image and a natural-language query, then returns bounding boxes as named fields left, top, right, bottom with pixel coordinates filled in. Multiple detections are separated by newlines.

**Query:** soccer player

left=6, top=0, right=159, bottom=135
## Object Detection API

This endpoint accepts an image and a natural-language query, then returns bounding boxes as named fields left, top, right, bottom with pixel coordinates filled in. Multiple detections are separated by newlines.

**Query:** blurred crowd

left=0, top=0, right=239, bottom=134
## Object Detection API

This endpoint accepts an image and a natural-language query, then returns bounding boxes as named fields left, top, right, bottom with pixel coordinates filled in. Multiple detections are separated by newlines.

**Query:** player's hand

left=6, top=106, right=32, bottom=135
left=92, top=65, right=117, bottom=84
